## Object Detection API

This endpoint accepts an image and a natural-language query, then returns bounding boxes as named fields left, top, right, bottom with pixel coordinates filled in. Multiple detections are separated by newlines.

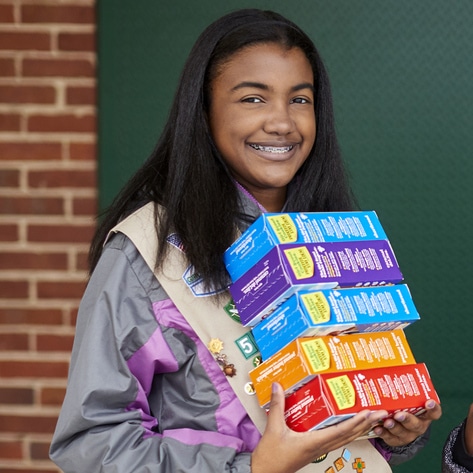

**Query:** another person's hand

left=372, top=400, right=442, bottom=447
left=251, top=383, right=388, bottom=473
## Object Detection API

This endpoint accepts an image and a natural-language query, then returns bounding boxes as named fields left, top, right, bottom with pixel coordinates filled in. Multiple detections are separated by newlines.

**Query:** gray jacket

left=49, top=197, right=430, bottom=472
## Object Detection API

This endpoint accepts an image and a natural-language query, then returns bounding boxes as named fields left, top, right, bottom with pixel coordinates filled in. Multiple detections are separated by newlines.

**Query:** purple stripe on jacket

left=154, top=298, right=261, bottom=451
left=126, top=302, right=180, bottom=438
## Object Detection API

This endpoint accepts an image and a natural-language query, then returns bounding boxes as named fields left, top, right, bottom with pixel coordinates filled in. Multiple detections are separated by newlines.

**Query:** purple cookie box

left=230, top=240, right=403, bottom=327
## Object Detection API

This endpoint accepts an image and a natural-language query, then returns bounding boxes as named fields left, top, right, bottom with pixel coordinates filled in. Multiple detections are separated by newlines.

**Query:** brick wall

left=0, top=1, right=96, bottom=471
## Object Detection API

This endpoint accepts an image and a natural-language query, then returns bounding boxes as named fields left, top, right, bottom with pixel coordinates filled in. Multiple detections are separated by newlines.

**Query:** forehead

left=212, top=43, right=314, bottom=87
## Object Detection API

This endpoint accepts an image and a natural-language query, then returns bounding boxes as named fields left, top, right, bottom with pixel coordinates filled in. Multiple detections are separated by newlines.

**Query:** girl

left=50, top=9, right=441, bottom=472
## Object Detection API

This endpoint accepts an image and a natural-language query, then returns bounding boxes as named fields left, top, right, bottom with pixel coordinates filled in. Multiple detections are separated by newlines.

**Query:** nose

left=263, top=103, right=295, bottom=135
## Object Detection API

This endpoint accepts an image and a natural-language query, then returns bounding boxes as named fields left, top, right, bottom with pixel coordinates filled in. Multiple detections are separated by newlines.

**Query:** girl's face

left=208, top=42, right=316, bottom=212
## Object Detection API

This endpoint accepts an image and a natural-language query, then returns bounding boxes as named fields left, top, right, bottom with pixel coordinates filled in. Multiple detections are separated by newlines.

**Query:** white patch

left=182, top=265, right=226, bottom=297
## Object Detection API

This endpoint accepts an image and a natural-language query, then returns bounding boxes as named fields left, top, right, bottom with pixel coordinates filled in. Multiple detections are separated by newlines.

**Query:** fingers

left=264, top=383, right=288, bottom=434
left=299, top=409, right=388, bottom=462
left=373, top=401, right=442, bottom=447
left=391, top=401, right=441, bottom=431
left=325, top=410, right=387, bottom=444
left=252, top=386, right=389, bottom=473
left=420, top=400, right=442, bottom=421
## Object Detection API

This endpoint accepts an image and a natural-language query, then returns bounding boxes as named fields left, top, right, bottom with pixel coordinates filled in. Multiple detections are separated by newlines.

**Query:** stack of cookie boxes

left=224, top=212, right=439, bottom=433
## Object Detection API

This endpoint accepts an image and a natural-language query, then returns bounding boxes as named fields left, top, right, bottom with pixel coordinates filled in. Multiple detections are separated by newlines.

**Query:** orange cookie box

left=250, top=329, right=415, bottom=408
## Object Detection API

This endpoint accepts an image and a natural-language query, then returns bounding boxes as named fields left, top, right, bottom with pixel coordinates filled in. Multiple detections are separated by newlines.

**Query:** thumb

left=265, top=382, right=287, bottom=433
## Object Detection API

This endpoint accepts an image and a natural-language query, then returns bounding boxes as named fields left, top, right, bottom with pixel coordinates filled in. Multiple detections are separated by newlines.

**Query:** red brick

left=0, top=5, right=15, bottom=23
left=0, top=332, right=29, bottom=350
left=28, top=113, right=96, bottom=133
left=0, top=412, right=59, bottom=433
left=70, top=306, right=79, bottom=326
left=67, top=85, right=96, bottom=105
left=28, top=223, right=94, bottom=243
left=0, top=440, right=22, bottom=460
left=76, top=249, right=90, bottom=270
left=0, top=360, right=69, bottom=378
left=59, top=32, right=95, bottom=52
left=0, top=307, right=63, bottom=325
left=0, top=113, right=21, bottom=131
left=0, top=196, right=63, bottom=215
left=23, top=57, right=94, bottom=77
left=0, top=223, right=18, bottom=241
left=30, top=440, right=52, bottom=460
left=0, top=32, right=50, bottom=50
left=0, top=280, right=28, bottom=299
left=40, top=386, right=66, bottom=406
left=0, top=57, right=15, bottom=76
left=37, top=333, right=74, bottom=352
left=0, top=141, right=62, bottom=160
left=0, top=251, right=68, bottom=270
left=0, top=85, right=56, bottom=104
left=0, top=467, right=59, bottom=473
left=0, top=387, right=34, bottom=404
left=28, top=169, right=96, bottom=188
left=73, top=197, right=97, bottom=216
left=69, top=141, right=96, bottom=160
left=0, top=169, right=20, bottom=187
left=22, top=4, right=95, bottom=24
left=37, top=280, right=86, bottom=300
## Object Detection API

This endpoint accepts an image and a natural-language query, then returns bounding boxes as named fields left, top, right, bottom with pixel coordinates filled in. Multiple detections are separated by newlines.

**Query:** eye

left=241, top=96, right=264, bottom=103
left=291, top=97, right=312, bottom=105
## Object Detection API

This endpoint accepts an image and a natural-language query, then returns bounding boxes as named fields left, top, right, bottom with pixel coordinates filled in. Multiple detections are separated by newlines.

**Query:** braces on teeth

left=250, top=144, right=293, bottom=153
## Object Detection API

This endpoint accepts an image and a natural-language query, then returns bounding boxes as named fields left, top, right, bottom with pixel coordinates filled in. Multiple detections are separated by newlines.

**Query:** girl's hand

left=251, top=383, right=388, bottom=473
left=372, top=400, right=442, bottom=447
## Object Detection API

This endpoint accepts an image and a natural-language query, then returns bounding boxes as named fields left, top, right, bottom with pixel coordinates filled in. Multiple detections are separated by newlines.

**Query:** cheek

left=306, top=116, right=317, bottom=148
left=213, top=113, right=255, bottom=153
left=210, top=104, right=235, bottom=137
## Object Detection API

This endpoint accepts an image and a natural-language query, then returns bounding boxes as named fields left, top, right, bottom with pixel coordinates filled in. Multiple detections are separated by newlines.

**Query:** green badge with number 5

left=234, top=332, right=259, bottom=359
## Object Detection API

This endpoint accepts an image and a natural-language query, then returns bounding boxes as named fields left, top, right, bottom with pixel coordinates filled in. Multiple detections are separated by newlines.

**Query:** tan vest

left=110, top=202, right=392, bottom=473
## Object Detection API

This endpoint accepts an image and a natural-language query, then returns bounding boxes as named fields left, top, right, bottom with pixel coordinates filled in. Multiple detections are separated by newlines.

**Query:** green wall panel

left=98, top=1, right=473, bottom=471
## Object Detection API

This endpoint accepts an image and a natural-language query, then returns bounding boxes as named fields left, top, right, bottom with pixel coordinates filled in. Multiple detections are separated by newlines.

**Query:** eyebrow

left=231, top=81, right=315, bottom=93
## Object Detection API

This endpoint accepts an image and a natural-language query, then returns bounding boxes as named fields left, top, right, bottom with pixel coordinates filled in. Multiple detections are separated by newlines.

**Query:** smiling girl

left=208, top=42, right=316, bottom=213
left=49, top=9, right=440, bottom=473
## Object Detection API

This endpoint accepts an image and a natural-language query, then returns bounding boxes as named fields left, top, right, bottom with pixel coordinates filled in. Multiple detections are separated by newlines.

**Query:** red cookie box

left=284, top=362, right=440, bottom=433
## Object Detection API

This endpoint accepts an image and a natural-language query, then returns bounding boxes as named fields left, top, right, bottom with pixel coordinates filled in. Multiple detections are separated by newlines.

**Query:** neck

left=234, top=181, right=286, bottom=213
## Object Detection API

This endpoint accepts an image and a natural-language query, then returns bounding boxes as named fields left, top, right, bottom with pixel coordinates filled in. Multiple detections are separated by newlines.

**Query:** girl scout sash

left=109, top=202, right=392, bottom=473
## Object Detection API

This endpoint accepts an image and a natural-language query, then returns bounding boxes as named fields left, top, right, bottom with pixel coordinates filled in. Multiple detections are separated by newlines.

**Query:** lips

left=249, top=144, right=294, bottom=154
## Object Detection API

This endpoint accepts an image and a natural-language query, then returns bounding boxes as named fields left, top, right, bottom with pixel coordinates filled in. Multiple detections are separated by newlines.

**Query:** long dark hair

left=89, top=9, right=356, bottom=291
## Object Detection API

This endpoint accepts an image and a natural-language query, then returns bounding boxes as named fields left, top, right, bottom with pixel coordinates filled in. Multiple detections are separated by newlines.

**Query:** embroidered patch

left=334, top=457, right=344, bottom=471
left=234, top=333, right=259, bottom=359
left=223, top=299, right=241, bottom=323
left=342, top=448, right=351, bottom=462
left=182, top=264, right=226, bottom=297
left=166, top=233, right=185, bottom=252
left=352, top=457, right=366, bottom=473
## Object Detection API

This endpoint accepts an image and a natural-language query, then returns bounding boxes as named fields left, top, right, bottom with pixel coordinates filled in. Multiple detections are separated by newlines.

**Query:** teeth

left=250, top=144, right=293, bottom=153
